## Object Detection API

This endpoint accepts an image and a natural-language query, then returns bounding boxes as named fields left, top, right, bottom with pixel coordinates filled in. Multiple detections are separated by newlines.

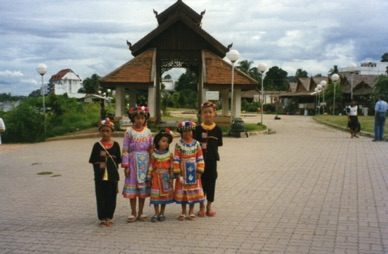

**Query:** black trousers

left=201, top=159, right=217, bottom=202
left=95, top=180, right=118, bottom=220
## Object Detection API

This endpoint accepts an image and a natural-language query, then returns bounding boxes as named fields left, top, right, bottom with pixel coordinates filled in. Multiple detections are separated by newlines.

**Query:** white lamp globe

left=258, top=63, right=267, bottom=73
left=36, top=63, right=48, bottom=76
left=226, top=49, right=240, bottom=63
left=331, top=74, right=340, bottom=82
left=320, top=80, right=327, bottom=88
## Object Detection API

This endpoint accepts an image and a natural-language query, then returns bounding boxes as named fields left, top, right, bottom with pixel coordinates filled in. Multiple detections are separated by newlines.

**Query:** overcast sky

left=1, top=0, right=387, bottom=96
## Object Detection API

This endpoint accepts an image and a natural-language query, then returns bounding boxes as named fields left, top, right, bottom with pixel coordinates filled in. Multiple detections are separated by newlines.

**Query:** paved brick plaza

left=1, top=115, right=387, bottom=254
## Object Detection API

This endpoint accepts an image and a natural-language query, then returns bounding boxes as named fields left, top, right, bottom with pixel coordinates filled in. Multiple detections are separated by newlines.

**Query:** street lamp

left=226, top=49, right=240, bottom=121
left=320, top=80, right=327, bottom=113
left=348, top=63, right=357, bottom=100
left=36, top=63, right=48, bottom=135
left=317, top=84, right=322, bottom=115
left=331, top=73, right=340, bottom=116
left=314, top=87, right=319, bottom=115
left=258, top=63, right=267, bottom=124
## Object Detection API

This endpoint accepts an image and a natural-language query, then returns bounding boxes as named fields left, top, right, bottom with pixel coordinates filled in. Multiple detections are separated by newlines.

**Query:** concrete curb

left=312, top=117, right=386, bottom=141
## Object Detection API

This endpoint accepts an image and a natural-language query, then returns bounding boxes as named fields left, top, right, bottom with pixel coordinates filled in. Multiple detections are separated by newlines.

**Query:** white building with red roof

left=49, top=69, right=85, bottom=98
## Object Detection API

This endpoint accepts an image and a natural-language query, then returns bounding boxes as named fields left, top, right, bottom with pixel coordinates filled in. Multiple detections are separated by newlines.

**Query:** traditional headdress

left=98, top=118, right=115, bottom=131
left=153, top=128, right=174, bottom=150
left=177, top=121, right=196, bottom=133
left=201, top=101, right=216, bottom=110
left=128, top=106, right=150, bottom=122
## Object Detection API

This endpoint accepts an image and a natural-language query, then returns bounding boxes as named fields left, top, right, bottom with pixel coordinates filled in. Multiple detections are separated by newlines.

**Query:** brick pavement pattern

left=0, top=115, right=388, bottom=254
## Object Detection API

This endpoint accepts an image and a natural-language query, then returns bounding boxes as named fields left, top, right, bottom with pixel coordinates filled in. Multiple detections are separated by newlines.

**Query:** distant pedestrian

left=373, top=95, right=388, bottom=141
left=0, top=117, right=5, bottom=144
left=89, top=118, right=122, bottom=227
left=174, top=121, right=205, bottom=221
left=147, top=128, right=174, bottom=222
left=122, top=106, right=152, bottom=222
left=194, top=101, right=223, bottom=217
left=346, top=100, right=360, bottom=138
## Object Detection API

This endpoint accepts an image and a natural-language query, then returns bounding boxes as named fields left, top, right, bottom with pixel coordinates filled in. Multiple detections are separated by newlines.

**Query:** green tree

left=324, top=81, right=343, bottom=114
left=79, top=74, right=101, bottom=94
left=237, top=60, right=253, bottom=74
left=2, top=99, right=45, bottom=142
left=373, top=75, right=388, bottom=99
left=295, top=68, right=308, bottom=78
left=175, top=70, right=197, bottom=91
left=264, top=66, right=288, bottom=91
left=237, top=60, right=261, bottom=82
left=381, top=53, right=388, bottom=62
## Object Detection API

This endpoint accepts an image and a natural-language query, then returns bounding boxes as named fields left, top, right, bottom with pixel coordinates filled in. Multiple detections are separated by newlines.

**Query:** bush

left=263, top=103, right=276, bottom=113
left=1, top=95, right=100, bottom=143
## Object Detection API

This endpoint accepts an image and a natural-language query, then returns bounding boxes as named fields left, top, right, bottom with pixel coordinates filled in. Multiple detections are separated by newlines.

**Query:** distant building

left=161, top=79, right=175, bottom=92
left=339, top=62, right=388, bottom=75
left=49, top=69, right=85, bottom=98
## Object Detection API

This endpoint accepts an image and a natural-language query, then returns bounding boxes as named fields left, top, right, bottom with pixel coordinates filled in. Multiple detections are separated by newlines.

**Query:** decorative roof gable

left=129, top=1, right=228, bottom=57
left=155, top=0, right=203, bottom=26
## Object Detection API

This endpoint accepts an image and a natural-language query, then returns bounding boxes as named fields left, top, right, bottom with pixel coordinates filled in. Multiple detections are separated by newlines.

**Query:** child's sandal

left=158, top=215, right=166, bottom=222
left=138, top=214, right=147, bottom=222
left=188, top=214, right=196, bottom=221
left=178, top=214, right=186, bottom=221
left=127, top=215, right=136, bottom=223
left=151, top=215, right=158, bottom=223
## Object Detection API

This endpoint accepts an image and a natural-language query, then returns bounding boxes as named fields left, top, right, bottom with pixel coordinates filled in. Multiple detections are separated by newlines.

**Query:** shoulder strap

left=99, top=142, right=118, bottom=169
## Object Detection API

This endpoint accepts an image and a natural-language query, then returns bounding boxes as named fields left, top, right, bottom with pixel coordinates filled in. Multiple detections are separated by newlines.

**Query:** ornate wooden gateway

left=100, top=0, right=256, bottom=123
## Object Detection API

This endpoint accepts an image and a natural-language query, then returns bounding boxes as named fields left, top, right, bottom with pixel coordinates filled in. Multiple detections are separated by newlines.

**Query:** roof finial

left=227, top=43, right=233, bottom=50
left=153, top=9, right=158, bottom=18
left=126, top=40, right=132, bottom=51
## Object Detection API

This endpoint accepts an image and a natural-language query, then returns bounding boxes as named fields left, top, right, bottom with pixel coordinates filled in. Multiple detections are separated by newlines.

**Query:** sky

left=0, top=0, right=387, bottom=96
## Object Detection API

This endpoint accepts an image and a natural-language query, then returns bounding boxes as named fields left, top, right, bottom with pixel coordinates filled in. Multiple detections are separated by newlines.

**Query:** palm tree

left=237, top=60, right=261, bottom=82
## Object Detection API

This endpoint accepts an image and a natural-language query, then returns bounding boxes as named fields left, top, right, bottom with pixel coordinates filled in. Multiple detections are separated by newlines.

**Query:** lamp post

left=348, top=63, right=357, bottom=100
left=320, top=80, right=327, bottom=114
left=258, top=63, right=267, bottom=124
left=36, top=63, right=48, bottom=135
left=317, top=84, right=322, bottom=115
left=314, top=87, right=319, bottom=115
left=331, top=73, right=340, bottom=116
left=226, top=49, right=240, bottom=121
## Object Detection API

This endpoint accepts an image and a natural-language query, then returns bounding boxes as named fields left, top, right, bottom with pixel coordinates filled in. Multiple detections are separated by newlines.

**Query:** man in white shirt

left=0, top=117, right=5, bottom=144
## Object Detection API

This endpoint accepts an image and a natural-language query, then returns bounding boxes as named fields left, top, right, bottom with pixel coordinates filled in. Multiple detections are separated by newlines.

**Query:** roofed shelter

left=100, top=0, right=257, bottom=123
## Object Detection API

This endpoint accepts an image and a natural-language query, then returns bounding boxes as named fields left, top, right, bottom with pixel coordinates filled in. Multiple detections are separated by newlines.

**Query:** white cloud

left=0, top=0, right=387, bottom=95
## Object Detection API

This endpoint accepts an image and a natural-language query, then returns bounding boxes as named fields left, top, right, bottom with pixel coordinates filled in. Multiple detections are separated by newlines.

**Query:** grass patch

left=314, top=115, right=385, bottom=134
left=37, top=171, right=53, bottom=175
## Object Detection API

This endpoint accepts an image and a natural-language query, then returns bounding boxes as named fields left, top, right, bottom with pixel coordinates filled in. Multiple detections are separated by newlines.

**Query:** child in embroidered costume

left=174, top=121, right=205, bottom=221
left=122, top=106, right=153, bottom=222
left=194, top=101, right=223, bottom=217
left=89, top=118, right=122, bottom=227
left=147, top=128, right=174, bottom=222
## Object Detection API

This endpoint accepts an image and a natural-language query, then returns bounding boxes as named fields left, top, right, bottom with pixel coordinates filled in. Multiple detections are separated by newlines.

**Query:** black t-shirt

left=89, top=141, right=122, bottom=181
left=195, top=124, right=223, bottom=161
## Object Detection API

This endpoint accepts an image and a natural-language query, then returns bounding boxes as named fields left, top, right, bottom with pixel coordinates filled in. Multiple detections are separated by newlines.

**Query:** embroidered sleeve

left=173, top=143, right=182, bottom=175
left=195, top=143, right=205, bottom=173
left=122, top=130, right=131, bottom=168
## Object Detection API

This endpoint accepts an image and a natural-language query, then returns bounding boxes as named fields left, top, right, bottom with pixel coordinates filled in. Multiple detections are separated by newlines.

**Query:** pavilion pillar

left=148, top=86, right=156, bottom=118
left=222, top=90, right=229, bottom=116
left=115, top=86, right=125, bottom=118
left=233, top=88, right=241, bottom=118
